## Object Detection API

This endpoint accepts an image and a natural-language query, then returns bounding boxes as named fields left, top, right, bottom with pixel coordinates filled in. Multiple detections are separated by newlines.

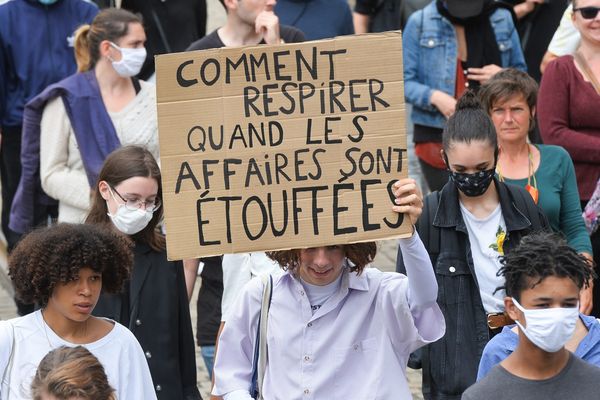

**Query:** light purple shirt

left=213, top=233, right=445, bottom=400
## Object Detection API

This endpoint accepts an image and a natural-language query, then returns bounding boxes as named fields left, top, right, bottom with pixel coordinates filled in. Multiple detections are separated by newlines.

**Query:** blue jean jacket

left=403, top=2, right=526, bottom=129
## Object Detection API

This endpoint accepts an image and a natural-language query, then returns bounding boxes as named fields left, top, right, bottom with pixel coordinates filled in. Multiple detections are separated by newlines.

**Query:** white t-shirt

left=0, top=310, right=157, bottom=400
left=300, top=271, right=343, bottom=314
left=221, top=252, right=281, bottom=321
left=460, top=203, right=506, bottom=313
left=547, top=4, right=580, bottom=56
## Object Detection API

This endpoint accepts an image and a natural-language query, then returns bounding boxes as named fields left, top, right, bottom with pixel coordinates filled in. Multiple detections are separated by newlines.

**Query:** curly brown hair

left=267, top=242, right=377, bottom=274
left=9, top=223, right=132, bottom=307
left=32, top=346, right=116, bottom=400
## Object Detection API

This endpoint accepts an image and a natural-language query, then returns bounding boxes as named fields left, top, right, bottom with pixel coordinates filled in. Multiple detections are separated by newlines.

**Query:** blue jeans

left=201, top=345, right=215, bottom=380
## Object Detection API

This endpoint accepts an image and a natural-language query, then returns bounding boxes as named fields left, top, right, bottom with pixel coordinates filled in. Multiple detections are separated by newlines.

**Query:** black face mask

left=450, top=168, right=495, bottom=197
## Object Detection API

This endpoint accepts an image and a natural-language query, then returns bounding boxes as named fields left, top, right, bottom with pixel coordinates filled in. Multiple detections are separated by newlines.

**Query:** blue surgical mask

left=38, top=0, right=59, bottom=5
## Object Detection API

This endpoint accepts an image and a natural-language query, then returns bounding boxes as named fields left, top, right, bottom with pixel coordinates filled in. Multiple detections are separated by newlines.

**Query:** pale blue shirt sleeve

left=399, top=231, right=439, bottom=312
left=212, top=277, right=263, bottom=397
left=477, top=326, right=518, bottom=380
left=379, top=232, right=445, bottom=354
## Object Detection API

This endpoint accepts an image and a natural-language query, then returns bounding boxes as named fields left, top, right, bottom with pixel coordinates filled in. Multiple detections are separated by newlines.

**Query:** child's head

left=499, top=231, right=593, bottom=303
left=31, top=346, right=115, bottom=400
left=499, top=232, right=594, bottom=352
left=9, top=223, right=131, bottom=308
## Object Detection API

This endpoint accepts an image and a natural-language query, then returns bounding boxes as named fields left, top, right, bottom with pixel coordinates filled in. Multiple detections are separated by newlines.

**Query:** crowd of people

left=0, top=0, right=599, bottom=399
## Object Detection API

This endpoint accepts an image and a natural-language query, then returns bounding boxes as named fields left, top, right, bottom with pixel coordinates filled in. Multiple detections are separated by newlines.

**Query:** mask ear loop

left=106, top=42, right=122, bottom=63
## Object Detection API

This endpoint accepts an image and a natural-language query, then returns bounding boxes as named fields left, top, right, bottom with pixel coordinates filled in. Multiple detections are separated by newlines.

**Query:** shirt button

left=145, top=351, right=152, bottom=359
left=304, top=389, right=310, bottom=395
left=353, top=344, right=359, bottom=351
left=449, top=266, right=456, bottom=273
left=300, top=290, right=305, bottom=296
left=499, top=43, right=506, bottom=50
left=155, top=385, right=162, bottom=391
left=135, top=319, right=142, bottom=326
left=428, top=39, right=435, bottom=47
left=304, top=355, right=310, bottom=361
left=307, top=322, right=313, bottom=327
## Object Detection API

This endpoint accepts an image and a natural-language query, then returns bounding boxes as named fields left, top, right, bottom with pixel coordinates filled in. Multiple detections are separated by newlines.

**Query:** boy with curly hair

left=463, top=231, right=600, bottom=400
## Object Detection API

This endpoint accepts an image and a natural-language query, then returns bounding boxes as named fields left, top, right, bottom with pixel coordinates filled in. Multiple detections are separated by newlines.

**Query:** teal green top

left=502, top=145, right=592, bottom=254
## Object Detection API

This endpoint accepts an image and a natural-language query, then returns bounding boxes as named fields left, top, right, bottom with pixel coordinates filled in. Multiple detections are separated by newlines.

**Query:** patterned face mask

left=449, top=168, right=495, bottom=197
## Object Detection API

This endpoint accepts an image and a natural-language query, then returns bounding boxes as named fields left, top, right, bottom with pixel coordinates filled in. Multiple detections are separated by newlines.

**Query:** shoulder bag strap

left=574, top=51, right=600, bottom=96
left=1, top=323, right=15, bottom=400
left=256, top=275, right=273, bottom=400
left=250, top=274, right=273, bottom=400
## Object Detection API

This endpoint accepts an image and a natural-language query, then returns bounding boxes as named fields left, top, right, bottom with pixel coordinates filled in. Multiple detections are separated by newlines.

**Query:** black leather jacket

left=397, top=178, right=549, bottom=399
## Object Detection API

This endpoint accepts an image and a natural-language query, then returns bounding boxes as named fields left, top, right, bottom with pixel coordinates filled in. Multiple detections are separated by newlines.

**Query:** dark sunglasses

left=574, top=6, right=600, bottom=20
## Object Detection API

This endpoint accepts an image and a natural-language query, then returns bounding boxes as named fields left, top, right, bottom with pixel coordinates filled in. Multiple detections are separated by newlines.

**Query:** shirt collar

left=348, top=266, right=370, bottom=292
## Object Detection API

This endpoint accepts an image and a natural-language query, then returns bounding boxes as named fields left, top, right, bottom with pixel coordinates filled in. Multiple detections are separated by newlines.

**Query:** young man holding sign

left=184, top=0, right=304, bottom=382
left=211, top=178, right=445, bottom=400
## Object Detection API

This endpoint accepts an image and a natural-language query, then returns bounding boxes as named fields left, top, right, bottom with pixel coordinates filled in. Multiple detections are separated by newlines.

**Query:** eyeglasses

left=109, top=186, right=161, bottom=212
left=574, top=6, right=600, bottom=20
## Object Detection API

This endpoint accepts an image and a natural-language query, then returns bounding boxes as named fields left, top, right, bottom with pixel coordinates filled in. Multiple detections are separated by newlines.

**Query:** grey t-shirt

left=462, top=353, right=600, bottom=400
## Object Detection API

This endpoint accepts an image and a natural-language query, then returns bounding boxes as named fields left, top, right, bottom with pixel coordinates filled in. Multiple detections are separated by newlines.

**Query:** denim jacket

left=403, top=2, right=527, bottom=129
left=396, top=179, right=549, bottom=399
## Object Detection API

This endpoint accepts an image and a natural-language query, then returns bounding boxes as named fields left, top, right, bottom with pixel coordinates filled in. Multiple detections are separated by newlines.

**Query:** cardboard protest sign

left=155, top=32, right=410, bottom=260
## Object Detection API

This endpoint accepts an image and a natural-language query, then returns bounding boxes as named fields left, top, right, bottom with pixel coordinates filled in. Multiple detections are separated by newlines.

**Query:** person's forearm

left=514, top=2, right=535, bottom=19
left=399, top=232, right=438, bottom=309
left=183, top=258, right=200, bottom=301
left=353, top=12, right=370, bottom=34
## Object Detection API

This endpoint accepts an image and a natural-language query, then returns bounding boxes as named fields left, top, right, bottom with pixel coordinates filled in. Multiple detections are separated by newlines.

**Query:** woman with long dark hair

left=86, top=146, right=200, bottom=400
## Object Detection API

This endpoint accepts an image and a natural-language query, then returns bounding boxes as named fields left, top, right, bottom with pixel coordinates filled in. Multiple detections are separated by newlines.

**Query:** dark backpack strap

left=413, top=191, right=440, bottom=395
left=423, top=191, right=441, bottom=265
left=506, top=184, right=544, bottom=231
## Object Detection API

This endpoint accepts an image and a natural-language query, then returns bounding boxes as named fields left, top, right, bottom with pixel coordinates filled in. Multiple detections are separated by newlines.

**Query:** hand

left=466, top=64, right=503, bottom=84
left=255, top=7, right=280, bottom=45
left=514, top=0, right=545, bottom=18
left=580, top=280, right=593, bottom=315
left=430, top=90, right=456, bottom=119
left=391, top=178, right=423, bottom=227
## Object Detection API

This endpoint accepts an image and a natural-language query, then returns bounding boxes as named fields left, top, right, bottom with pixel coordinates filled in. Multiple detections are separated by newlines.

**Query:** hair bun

left=455, top=90, right=483, bottom=112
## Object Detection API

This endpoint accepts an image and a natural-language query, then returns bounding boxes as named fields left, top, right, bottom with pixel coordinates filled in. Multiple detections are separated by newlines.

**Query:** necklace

left=40, top=310, right=90, bottom=347
left=497, top=144, right=539, bottom=204
left=41, top=310, right=55, bottom=349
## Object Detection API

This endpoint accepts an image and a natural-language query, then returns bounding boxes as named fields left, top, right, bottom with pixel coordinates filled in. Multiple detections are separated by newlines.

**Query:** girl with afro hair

left=0, top=223, right=157, bottom=400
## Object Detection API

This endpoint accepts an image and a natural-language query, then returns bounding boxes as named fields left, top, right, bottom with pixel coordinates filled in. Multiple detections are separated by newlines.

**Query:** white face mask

left=108, top=204, right=154, bottom=235
left=106, top=187, right=154, bottom=235
left=512, top=297, right=579, bottom=353
left=109, top=42, right=146, bottom=77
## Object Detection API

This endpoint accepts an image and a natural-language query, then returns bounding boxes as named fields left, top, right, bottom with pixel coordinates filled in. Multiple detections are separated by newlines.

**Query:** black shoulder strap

left=420, top=192, right=439, bottom=395
left=506, top=184, right=544, bottom=230
left=422, top=191, right=441, bottom=265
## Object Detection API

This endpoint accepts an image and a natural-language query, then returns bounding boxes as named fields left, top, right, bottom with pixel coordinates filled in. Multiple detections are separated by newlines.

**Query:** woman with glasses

left=86, top=146, right=201, bottom=400
left=537, top=0, right=600, bottom=315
